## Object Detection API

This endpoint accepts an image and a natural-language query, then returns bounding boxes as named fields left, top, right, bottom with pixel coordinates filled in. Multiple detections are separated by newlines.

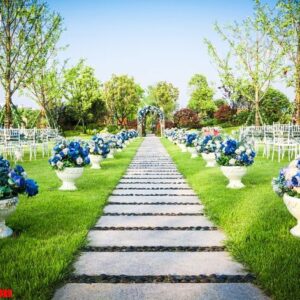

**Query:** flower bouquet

left=216, top=138, right=255, bottom=188
left=177, top=130, right=187, bottom=152
left=0, top=157, right=38, bottom=237
left=273, top=159, right=300, bottom=237
left=196, top=135, right=222, bottom=167
left=186, top=132, right=199, bottom=158
left=49, top=140, right=90, bottom=190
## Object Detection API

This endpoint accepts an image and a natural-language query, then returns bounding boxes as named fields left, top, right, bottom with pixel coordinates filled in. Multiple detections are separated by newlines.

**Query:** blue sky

left=12, top=0, right=293, bottom=108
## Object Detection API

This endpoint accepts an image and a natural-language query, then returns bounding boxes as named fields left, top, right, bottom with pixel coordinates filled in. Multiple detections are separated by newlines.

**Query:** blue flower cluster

left=195, top=135, right=223, bottom=154
left=90, top=135, right=110, bottom=158
left=215, top=138, right=256, bottom=166
left=0, top=156, right=38, bottom=199
left=185, top=133, right=198, bottom=147
left=273, top=159, right=300, bottom=198
left=49, top=140, right=90, bottom=170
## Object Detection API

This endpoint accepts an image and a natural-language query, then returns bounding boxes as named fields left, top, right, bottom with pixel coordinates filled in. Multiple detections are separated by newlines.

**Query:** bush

left=106, top=125, right=119, bottom=134
left=174, top=108, right=200, bottom=128
left=214, top=104, right=234, bottom=122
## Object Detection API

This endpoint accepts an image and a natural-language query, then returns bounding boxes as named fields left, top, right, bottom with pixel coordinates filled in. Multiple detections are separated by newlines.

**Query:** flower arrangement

left=216, top=138, right=256, bottom=166
left=49, top=140, right=90, bottom=170
left=202, top=127, right=220, bottom=136
left=272, top=159, right=300, bottom=198
left=185, top=132, right=198, bottom=147
left=196, top=135, right=222, bottom=154
left=0, top=157, right=38, bottom=200
left=90, top=135, right=110, bottom=158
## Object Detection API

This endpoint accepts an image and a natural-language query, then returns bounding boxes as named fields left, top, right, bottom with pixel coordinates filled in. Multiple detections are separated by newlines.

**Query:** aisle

left=54, top=136, right=268, bottom=300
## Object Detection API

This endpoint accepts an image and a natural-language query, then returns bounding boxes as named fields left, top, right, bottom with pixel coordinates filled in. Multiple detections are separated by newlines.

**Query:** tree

left=205, top=2, right=284, bottom=125
left=214, top=104, right=234, bottom=123
left=173, top=108, right=199, bottom=128
left=63, top=60, right=104, bottom=133
left=0, top=0, right=62, bottom=127
left=260, top=0, right=300, bottom=123
left=103, top=74, right=143, bottom=127
left=260, top=87, right=292, bottom=124
left=148, top=81, right=179, bottom=118
left=187, top=74, right=216, bottom=117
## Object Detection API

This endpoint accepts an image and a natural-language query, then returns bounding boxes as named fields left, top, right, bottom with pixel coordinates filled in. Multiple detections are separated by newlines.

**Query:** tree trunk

left=296, top=23, right=300, bottom=124
left=254, top=87, right=260, bottom=126
left=4, top=88, right=12, bottom=128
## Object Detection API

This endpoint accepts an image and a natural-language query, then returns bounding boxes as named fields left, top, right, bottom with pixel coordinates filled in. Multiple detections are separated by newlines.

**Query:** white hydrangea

left=235, top=149, right=241, bottom=154
left=76, top=157, right=83, bottom=165
left=57, top=161, right=64, bottom=169
left=246, top=149, right=252, bottom=155
left=229, top=158, right=236, bottom=165
left=62, top=148, right=68, bottom=155
left=239, top=146, right=245, bottom=152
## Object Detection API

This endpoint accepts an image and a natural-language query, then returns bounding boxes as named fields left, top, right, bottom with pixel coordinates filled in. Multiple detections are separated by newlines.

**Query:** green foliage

left=103, top=74, right=143, bottom=126
left=188, top=74, right=216, bottom=117
left=63, top=60, right=105, bottom=133
left=147, top=81, right=179, bottom=118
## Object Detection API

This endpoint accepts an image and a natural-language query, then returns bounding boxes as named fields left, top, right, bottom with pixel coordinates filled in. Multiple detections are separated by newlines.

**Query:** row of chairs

left=0, top=128, right=61, bottom=162
left=239, top=124, right=300, bottom=162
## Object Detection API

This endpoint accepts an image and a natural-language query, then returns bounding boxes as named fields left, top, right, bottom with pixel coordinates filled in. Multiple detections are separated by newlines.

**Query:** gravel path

left=53, top=136, right=268, bottom=300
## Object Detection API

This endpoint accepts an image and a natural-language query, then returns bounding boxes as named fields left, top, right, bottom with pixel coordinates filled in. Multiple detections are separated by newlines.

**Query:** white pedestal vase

left=0, top=197, right=18, bottom=238
left=201, top=153, right=216, bottom=167
left=56, top=167, right=84, bottom=191
left=107, top=149, right=115, bottom=159
left=90, top=154, right=101, bottom=169
left=283, top=194, right=300, bottom=238
left=179, top=143, right=187, bottom=153
left=221, top=166, right=247, bottom=189
left=187, top=147, right=198, bottom=159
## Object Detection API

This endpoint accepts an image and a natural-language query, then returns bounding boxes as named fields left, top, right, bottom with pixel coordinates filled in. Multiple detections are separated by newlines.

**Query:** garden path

left=54, top=136, right=268, bottom=300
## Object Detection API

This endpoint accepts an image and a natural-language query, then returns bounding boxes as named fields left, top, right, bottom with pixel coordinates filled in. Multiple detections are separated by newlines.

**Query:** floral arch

left=137, top=105, right=165, bottom=136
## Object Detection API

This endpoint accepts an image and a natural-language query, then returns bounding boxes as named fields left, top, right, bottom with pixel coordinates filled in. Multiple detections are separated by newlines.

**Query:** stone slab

left=122, top=176, right=184, bottom=179
left=104, top=204, right=203, bottom=214
left=108, top=195, right=200, bottom=203
left=74, top=252, right=247, bottom=276
left=112, top=190, right=196, bottom=196
left=53, top=283, right=269, bottom=300
left=88, top=230, right=225, bottom=247
left=116, top=184, right=191, bottom=189
left=96, top=216, right=214, bottom=227
left=119, top=179, right=187, bottom=184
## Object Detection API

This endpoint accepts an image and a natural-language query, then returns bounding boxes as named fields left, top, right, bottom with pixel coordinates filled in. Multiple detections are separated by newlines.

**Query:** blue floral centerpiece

left=185, top=132, right=199, bottom=158
left=196, top=135, right=222, bottom=167
left=0, top=156, right=38, bottom=238
left=216, top=138, right=256, bottom=189
left=49, top=140, right=90, bottom=191
left=272, top=159, right=300, bottom=237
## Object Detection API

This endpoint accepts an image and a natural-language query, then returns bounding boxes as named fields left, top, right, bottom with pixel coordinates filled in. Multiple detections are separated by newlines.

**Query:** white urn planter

left=179, top=143, right=187, bottom=153
left=221, top=166, right=247, bottom=189
left=90, top=154, right=102, bottom=169
left=107, top=150, right=114, bottom=159
left=283, top=194, right=300, bottom=238
left=0, top=197, right=18, bottom=238
left=56, top=167, right=84, bottom=191
left=201, top=153, right=216, bottom=167
left=188, top=147, right=198, bottom=159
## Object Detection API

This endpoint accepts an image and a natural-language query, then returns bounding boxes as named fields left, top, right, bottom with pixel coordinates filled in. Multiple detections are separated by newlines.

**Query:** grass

left=161, top=138, right=300, bottom=300
left=0, top=138, right=142, bottom=300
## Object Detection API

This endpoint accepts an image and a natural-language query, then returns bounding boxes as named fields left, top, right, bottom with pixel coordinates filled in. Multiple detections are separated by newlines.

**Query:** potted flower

left=186, top=133, right=199, bottom=159
left=178, top=130, right=187, bottom=152
left=107, top=136, right=117, bottom=159
left=216, top=138, right=255, bottom=188
left=0, top=157, right=38, bottom=238
left=272, top=159, right=300, bottom=237
left=49, top=140, right=90, bottom=191
left=196, top=135, right=222, bottom=167
left=89, top=136, right=106, bottom=169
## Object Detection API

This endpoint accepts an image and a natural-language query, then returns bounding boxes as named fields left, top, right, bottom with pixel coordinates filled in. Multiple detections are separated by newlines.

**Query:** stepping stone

left=108, top=195, right=200, bottom=203
left=88, top=230, right=225, bottom=247
left=119, top=179, right=187, bottom=184
left=104, top=204, right=203, bottom=214
left=73, top=252, right=247, bottom=276
left=112, top=190, right=196, bottom=196
left=95, top=216, right=214, bottom=227
left=116, top=184, right=191, bottom=189
left=53, top=283, right=269, bottom=300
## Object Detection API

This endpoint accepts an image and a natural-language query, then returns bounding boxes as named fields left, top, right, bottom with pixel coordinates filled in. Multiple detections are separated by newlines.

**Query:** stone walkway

left=54, top=137, right=268, bottom=300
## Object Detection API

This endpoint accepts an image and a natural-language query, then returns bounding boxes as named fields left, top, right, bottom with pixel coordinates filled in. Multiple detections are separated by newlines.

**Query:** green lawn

left=162, top=138, right=300, bottom=300
left=0, top=138, right=142, bottom=300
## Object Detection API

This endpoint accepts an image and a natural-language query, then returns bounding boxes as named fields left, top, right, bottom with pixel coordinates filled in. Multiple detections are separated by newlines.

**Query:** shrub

left=174, top=108, right=199, bottom=128
left=214, top=104, right=233, bottom=122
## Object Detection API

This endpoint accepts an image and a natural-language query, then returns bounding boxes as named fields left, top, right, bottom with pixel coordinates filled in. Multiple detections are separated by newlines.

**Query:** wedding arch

left=137, top=105, right=165, bottom=136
